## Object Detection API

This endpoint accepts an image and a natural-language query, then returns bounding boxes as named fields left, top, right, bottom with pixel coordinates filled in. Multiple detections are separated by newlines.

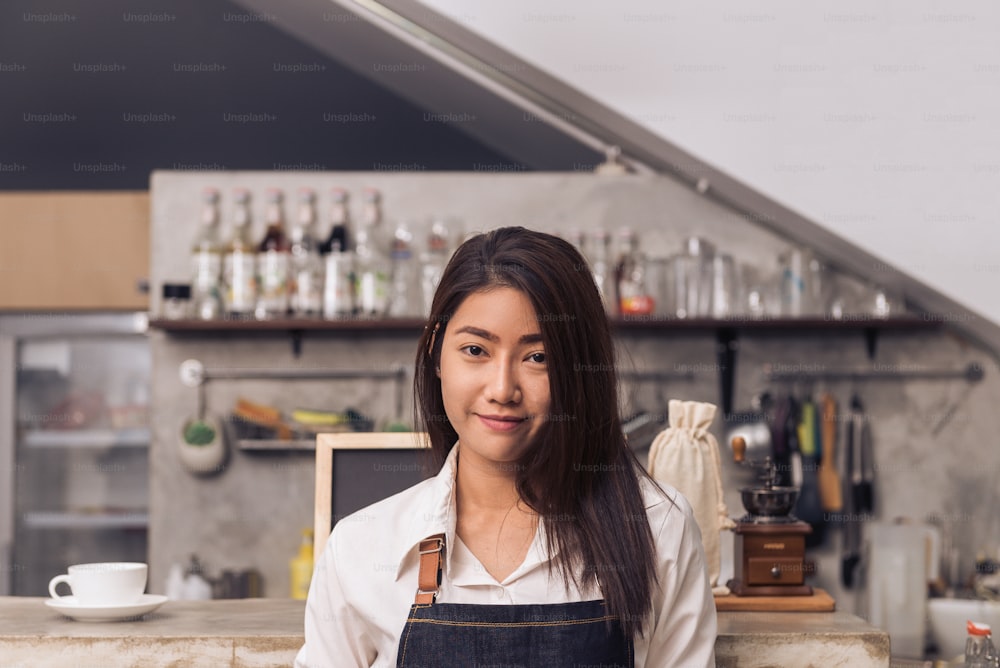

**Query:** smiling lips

left=476, top=414, right=529, bottom=432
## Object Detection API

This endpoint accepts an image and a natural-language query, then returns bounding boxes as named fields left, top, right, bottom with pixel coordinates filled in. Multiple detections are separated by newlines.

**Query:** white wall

left=420, top=0, right=1000, bottom=324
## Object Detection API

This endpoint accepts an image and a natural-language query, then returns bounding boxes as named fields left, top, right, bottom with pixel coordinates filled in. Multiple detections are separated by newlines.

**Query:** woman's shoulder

left=638, top=475, right=698, bottom=539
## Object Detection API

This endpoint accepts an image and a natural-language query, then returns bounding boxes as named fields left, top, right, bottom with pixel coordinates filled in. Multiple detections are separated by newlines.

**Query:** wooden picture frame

left=313, top=432, right=431, bottom=561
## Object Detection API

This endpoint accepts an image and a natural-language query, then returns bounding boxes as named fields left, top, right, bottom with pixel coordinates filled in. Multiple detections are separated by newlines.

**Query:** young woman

left=296, top=227, right=716, bottom=667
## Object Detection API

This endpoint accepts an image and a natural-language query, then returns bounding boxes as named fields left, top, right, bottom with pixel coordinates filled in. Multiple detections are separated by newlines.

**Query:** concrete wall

left=418, top=0, right=1000, bottom=326
left=149, top=171, right=1000, bottom=623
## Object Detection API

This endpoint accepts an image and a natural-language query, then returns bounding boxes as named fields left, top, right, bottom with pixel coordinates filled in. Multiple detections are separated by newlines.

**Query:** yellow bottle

left=289, top=528, right=314, bottom=600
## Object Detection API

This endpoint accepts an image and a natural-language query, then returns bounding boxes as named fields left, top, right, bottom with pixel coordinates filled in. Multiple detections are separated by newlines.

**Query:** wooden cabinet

left=0, top=192, right=149, bottom=310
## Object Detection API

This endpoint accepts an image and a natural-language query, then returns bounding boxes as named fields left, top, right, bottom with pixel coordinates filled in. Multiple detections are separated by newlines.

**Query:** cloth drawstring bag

left=647, top=399, right=735, bottom=595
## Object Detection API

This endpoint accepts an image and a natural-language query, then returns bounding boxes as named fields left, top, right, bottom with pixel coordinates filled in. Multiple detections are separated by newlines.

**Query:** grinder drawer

left=747, top=557, right=805, bottom=585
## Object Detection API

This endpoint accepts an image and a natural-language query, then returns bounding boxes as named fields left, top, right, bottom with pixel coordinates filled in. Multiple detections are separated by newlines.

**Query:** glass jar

left=162, top=283, right=192, bottom=320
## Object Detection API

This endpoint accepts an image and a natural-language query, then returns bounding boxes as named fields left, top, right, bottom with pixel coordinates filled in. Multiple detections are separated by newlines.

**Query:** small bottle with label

left=289, top=528, right=315, bottom=600
left=354, top=188, right=390, bottom=316
left=323, top=240, right=355, bottom=319
left=223, top=189, right=257, bottom=318
left=319, top=187, right=351, bottom=255
left=387, top=220, right=422, bottom=318
left=255, top=188, right=291, bottom=319
left=614, top=228, right=654, bottom=316
left=289, top=187, right=323, bottom=317
left=191, top=187, right=223, bottom=320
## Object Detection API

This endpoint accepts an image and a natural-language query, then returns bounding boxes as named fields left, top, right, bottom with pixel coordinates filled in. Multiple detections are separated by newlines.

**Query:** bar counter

left=0, top=597, right=890, bottom=667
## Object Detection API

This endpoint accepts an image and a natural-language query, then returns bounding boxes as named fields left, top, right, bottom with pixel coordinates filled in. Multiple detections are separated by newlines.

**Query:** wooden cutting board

left=714, top=588, right=835, bottom=612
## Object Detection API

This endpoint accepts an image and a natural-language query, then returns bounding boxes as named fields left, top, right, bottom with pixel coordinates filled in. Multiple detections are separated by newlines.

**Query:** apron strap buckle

left=414, top=534, right=445, bottom=605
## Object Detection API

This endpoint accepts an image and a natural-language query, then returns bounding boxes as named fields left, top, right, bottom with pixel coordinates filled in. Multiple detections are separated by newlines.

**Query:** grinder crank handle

left=732, top=436, right=747, bottom=463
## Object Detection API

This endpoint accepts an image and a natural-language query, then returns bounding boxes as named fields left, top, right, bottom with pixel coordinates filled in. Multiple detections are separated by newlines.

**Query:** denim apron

left=395, top=535, right=633, bottom=667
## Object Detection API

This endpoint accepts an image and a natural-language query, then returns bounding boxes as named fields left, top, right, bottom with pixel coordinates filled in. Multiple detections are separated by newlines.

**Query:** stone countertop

left=716, top=610, right=891, bottom=667
left=0, top=597, right=890, bottom=667
left=0, top=598, right=304, bottom=668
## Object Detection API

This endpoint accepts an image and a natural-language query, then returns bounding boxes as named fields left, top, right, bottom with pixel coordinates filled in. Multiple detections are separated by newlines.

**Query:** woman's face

left=438, top=287, right=551, bottom=469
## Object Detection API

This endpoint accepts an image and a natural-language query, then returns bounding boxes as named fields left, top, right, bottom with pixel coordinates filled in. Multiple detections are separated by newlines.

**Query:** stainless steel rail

left=763, top=362, right=984, bottom=384
left=179, top=359, right=408, bottom=423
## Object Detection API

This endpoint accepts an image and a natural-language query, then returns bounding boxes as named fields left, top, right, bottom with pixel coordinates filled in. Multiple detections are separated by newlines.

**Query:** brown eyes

left=458, top=346, right=546, bottom=365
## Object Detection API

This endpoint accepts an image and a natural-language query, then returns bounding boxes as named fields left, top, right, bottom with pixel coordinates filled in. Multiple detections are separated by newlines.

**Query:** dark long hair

left=414, top=226, right=658, bottom=637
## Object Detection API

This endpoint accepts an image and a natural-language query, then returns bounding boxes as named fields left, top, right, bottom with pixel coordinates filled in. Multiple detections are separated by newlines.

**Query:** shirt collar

left=392, top=442, right=459, bottom=582
left=391, top=445, right=669, bottom=583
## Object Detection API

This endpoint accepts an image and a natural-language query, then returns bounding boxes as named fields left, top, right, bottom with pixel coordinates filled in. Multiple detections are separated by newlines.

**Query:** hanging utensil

left=768, top=394, right=793, bottom=487
left=841, top=393, right=864, bottom=588
left=858, top=418, right=875, bottom=514
left=794, top=398, right=825, bottom=545
left=818, top=393, right=843, bottom=512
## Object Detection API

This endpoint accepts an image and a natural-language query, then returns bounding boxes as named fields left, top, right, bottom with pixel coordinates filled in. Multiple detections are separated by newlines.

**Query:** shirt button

left=495, top=587, right=506, bottom=600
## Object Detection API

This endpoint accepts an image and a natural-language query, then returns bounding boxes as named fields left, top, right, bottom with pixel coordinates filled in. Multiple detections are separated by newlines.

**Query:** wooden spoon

left=818, top=393, right=843, bottom=511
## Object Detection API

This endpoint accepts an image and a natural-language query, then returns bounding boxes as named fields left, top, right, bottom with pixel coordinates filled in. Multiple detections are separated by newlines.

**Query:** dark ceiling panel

left=0, top=0, right=596, bottom=189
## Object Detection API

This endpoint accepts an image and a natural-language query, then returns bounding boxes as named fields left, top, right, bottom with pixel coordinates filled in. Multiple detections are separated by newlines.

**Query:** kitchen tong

left=841, top=392, right=875, bottom=589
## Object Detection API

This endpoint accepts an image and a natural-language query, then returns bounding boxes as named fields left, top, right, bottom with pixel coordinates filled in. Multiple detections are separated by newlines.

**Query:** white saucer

left=45, top=594, right=168, bottom=622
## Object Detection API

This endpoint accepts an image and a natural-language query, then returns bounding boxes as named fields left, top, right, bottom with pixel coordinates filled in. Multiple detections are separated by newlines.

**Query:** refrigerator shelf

left=21, top=427, right=150, bottom=449
left=22, top=511, right=149, bottom=530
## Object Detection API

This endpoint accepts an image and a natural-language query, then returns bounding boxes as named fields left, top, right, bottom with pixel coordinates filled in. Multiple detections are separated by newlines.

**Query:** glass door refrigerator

left=0, top=313, right=150, bottom=596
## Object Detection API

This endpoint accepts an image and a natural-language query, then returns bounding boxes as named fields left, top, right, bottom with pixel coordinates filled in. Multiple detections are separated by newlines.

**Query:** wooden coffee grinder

left=727, top=436, right=813, bottom=596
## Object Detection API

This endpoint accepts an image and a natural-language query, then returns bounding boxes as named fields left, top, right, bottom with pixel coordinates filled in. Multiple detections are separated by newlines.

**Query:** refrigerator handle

left=0, top=334, right=15, bottom=595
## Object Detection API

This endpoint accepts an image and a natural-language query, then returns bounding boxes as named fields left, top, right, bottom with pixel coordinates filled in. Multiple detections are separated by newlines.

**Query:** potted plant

left=178, top=415, right=227, bottom=475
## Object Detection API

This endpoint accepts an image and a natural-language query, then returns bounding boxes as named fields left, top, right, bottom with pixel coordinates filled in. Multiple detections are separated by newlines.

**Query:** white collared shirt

left=294, top=444, right=717, bottom=668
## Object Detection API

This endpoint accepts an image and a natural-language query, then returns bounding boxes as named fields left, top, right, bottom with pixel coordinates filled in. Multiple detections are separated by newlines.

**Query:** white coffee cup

left=48, top=562, right=147, bottom=606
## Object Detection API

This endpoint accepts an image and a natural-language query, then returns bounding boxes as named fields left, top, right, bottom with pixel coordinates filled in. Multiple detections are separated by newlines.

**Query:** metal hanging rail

left=763, top=362, right=984, bottom=384
left=620, top=370, right=696, bottom=383
left=179, top=359, right=408, bottom=423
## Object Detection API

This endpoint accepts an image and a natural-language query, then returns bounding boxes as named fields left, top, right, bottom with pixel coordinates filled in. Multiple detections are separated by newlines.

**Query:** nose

left=485, top=358, right=521, bottom=405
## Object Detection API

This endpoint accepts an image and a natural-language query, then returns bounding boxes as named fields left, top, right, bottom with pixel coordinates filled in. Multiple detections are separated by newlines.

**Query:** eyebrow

left=453, top=325, right=543, bottom=345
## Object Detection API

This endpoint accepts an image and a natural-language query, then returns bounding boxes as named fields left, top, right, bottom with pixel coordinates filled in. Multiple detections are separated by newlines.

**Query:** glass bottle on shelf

left=255, top=188, right=291, bottom=319
left=319, top=187, right=351, bottom=255
left=190, top=187, right=223, bottom=320
left=387, top=220, right=422, bottom=318
left=354, top=188, right=390, bottom=316
left=322, top=240, right=355, bottom=319
left=162, top=283, right=192, bottom=320
left=673, top=236, right=715, bottom=319
left=587, top=228, right=614, bottom=315
left=420, top=218, right=451, bottom=317
left=223, top=188, right=257, bottom=318
left=289, top=187, right=323, bottom=317
left=614, top=228, right=654, bottom=316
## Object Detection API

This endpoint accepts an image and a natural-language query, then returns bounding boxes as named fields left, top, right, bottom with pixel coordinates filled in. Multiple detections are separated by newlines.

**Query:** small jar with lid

left=162, top=283, right=192, bottom=320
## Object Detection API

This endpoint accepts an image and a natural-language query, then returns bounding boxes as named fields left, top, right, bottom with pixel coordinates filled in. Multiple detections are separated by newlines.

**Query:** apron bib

left=395, top=535, right=633, bottom=668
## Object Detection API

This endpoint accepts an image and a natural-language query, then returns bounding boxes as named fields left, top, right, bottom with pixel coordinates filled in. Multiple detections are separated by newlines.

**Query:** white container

left=868, top=523, right=929, bottom=659
left=928, top=599, right=1000, bottom=661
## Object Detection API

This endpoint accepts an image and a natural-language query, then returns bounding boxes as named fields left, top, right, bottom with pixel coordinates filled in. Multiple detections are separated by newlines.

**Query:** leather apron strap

left=414, top=534, right=445, bottom=605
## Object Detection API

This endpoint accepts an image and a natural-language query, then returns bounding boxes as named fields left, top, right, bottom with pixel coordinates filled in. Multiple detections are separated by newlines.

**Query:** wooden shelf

left=614, top=314, right=941, bottom=333
left=149, top=315, right=938, bottom=334
left=151, top=314, right=944, bottom=415
left=148, top=317, right=426, bottom=332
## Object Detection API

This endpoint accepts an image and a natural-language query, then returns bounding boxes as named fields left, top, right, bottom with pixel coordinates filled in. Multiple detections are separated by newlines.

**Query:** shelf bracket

left=864, top=327, right=878, bottom=360
left=716, top=327, right=738, bottom=417
left=290, top=329, right=304, bottom=358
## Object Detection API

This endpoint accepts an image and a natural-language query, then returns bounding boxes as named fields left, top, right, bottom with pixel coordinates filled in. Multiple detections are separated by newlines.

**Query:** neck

left=454, top=449, right=523, bottom=514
